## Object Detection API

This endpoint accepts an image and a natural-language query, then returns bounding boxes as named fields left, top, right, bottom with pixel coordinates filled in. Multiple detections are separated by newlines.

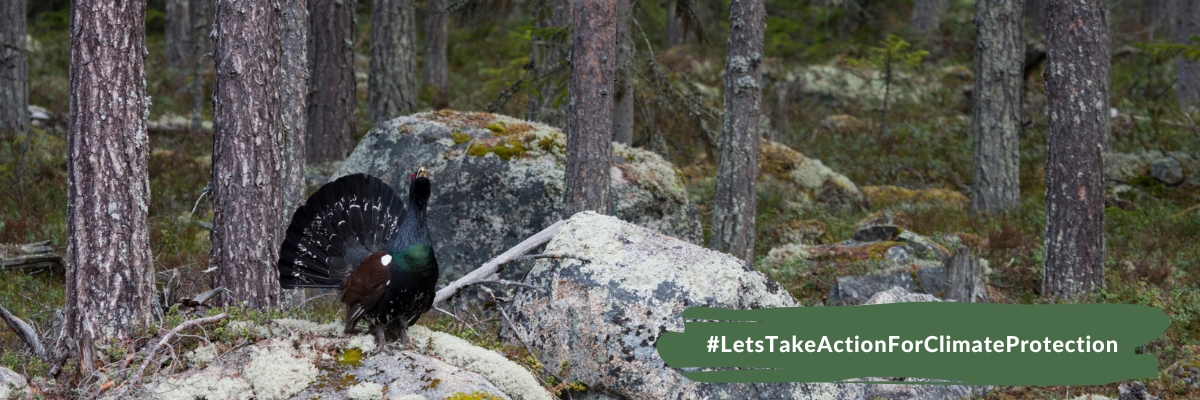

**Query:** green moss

left=446, top=391, right=503, bottom=400
left=421, top=377, right=442, bottom=391
left=465, top=138, right=527, bottom=160
left=486, top=121, right=506, bottom=133
left=338, top=348, right=363, bottom=366
left=451, top=131, right=472, bottom=145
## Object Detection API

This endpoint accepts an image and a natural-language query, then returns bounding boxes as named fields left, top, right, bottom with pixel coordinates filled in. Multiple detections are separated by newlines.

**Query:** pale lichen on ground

left=243, top=337, right=319, bottom=399
left=347, top=381, right=385, bottom=400
left=408, top=326, right=553, bottom=400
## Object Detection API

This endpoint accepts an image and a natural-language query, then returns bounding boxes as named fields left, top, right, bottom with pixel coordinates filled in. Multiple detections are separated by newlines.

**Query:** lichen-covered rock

left=1105, top=151, right=1198, bottom=187
left=863, top=286, right=942, bottom=304
left=506, top=211, right=868, bottom=399
left=1151, top=157, right=1184, bottom=186
left=758, top=139, right=866, bottom=210
left=333, top=110, right=701, bottom=282
left=140, top=319, right=541, bottom=400
left=0, top=367, right=30, bottom=399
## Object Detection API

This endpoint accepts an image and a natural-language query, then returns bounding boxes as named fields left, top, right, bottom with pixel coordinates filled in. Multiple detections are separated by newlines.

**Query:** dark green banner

left=656, top=303, right=1168, bottom=385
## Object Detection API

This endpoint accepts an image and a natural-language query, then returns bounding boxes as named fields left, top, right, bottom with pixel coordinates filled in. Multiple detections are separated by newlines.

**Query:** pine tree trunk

left=281, top=0, right=309, bottom=211
left=189, top=0, right=212, bottom=132
left=563, top=0, right=616, bottom=217
left=306, top=0, right=356, bottom=162
left=711, top=0, right=765, bottom=263
left=211, top=0, right=288, bottom=309
left=1042, top=0, right=1108, bottom=299
left=167, top=0, right=192, bottom=69
left=1024, top=0, right=1046, bottom=37
left=970, top=0, right=1023, bottom=214
left=911, top=0, right=948, bottom=33
left=0, top=0, right=28, bottom=137
left=526, top=0, right=571, bottom=128
left=1143, top=0, right=1174, bottom=40
left=666, top=0, right=684, bottom=48
left=1175, top=0, right=1200, bottom=110
left=424, top=0, right=449, bottom=109
left=369, top=0, right=418, bottom=124
left=64, top=0, right=155, bottom=375
left=612, top=0, right=634, bottom=146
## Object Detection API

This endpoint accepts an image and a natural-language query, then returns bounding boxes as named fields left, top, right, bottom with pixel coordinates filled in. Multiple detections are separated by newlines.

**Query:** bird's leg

left=373, top=324, right=392, bottom=354
left=399, top=327, right=411, bottom=348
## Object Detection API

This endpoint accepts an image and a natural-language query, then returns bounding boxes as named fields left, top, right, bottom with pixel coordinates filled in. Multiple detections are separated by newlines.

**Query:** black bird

left=278, top=169, right=438, bottom=347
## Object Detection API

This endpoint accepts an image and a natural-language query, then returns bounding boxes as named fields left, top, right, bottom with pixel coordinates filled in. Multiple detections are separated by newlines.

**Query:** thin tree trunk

left=307, top=0, right=356, bottom=162
left=1042, top=0, right=1108, bottom=299
left=189, top=0, right=212, bottom=132
left=945, top=248, right=988, bottom=303
left=1024, top=0, right=1046, bottom=37
left=424, top=0, right=449, bottom=110
left=563, top=0, right=616, bottom=217
left=281, top=0, right=309, bottom=212
left=167, top=0, right=192, bottom=69
left=211, top=0, right=288, bottom=309
left=369, top=0, right=419, bottom=124
left=526, top=0, right=571, bottom=128
left=1143, top=0, right=1174, bottom=41
left=970, top=0, right=1023, bottom=214
left=711, top=0, right=765, bottom=263
left=0, top=0, right=28, bottom=137
left=911, top=0, right=948, bottom=33
left=63, top=0, right=155, bottom=375
left=1175, top=0, right=1200, bottom=110
left=612, top=0, right=634, bottom=145
left=666, top=0, right=684, bottom=48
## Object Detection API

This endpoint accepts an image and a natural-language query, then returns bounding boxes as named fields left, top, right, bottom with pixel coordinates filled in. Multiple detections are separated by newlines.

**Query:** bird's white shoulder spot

left=381, top=254, right=392, bottom=265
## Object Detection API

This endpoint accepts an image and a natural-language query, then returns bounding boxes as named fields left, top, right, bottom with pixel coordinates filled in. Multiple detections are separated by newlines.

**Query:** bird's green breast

left=390, top=245, right=437, bottom=276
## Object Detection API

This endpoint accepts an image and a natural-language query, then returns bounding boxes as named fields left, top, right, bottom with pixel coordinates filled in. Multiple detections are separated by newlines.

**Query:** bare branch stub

left=0, top=302, right=48, bottom=361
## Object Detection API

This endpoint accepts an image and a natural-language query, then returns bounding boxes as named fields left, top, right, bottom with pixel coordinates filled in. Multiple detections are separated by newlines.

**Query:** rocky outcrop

left=334, top=110, right=701, bottom=282
left=136, top=319, right=548, bottom=400
left=1105, top=151, right=1198, bottom=187
left=758, top=139, right=867, bottom=211
left=0, top=367, right=31, bottom=399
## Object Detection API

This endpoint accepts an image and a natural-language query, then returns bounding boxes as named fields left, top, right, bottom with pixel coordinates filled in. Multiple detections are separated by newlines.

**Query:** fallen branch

left=0, top=240, right=64, bottom=272
left=130, top=313, right=228, bottom=385
left=0, top=302, right=48, bottom=361
left=434, top=220, right=566, bottom=304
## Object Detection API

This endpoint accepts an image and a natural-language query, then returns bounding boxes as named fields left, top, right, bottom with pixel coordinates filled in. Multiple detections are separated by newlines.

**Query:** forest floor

left=2, top=3, right=1200, bottom=399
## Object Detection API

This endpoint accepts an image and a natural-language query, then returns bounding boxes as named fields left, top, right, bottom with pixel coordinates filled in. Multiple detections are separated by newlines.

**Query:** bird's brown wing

left=341, top=251, right=390, bottom=334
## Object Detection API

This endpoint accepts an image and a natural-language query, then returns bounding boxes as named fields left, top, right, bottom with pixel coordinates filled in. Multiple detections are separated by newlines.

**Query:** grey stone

left=853, top=224, right=899, bottom=242
left=1151, top=157, right=1184, bottom=186
left=829, top=266, right=947, bottom=306
left=334, top=111, right=702, bottom=283
left=0, top=367, right=29, bottom=399
left=357, top=351, right=511, bottom=400
left=1118, top=380, right=1160, bottom=400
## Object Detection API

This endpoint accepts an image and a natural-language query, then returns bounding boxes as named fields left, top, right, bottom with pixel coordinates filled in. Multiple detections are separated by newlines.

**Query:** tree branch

left=434, top=220, right=567, bottom=304
left=0, top=302, right=48, bottom=361
left=130, top=313, right=228, bottom=385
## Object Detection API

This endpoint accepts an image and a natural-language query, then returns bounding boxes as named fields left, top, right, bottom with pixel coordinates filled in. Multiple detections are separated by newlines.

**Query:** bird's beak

left=416, top=167, right=429, bottom=178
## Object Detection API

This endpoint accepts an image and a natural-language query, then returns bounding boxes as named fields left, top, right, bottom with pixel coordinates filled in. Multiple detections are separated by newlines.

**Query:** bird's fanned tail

left=278, top=174, right=407, bottom=289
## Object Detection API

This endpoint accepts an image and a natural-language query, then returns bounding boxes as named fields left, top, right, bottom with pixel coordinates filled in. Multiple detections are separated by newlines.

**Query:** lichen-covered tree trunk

left=711, top=0, right=765, bottom=263
left=612, top=0, right=634, bottom=145
left=424, top=0, right=449, bottom=110
left=281, top=0, right=309, bottom=212
left=1175, top=0, right=1200, bottom=110
left=211, top=0, right=288, bottom=309
left=306, top=0, right=356, bottom=162
left=563, top=0, right=616, bottom=217
left=369, top=0, right=418, bottom=124
left=166, top=0, right=192, bottom=69
left=63, top=0, right=154, bottom=375
left=911, top=0, right=948, bottom=33
left=189, top=0, right=212, bottom=132
left=1042, top=0, right=1108, bottom=299
left=970, top=0, right=1023, bottom=214
left=526, top=0, right=571, bottom=128
left=666, top=0, right=684, bottom=48
left=0, top=0, right=29, bottom=137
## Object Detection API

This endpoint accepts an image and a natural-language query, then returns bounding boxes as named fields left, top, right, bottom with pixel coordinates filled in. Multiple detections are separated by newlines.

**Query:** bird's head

left=408, top=167, right=432, bottom=208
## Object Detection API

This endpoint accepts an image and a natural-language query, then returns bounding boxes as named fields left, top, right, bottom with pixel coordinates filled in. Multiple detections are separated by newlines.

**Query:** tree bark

left=64, top=0, right=155, bottom=375
left=166, top=0, right=192, bottom=69
left=1142, top=0, right=1174, bottom=40
left=306, top=0, right=356, bottom=162
left=563, top=0, right=616, bottom=217
left=612, top=0, right=634, bottom=145
left=711, top=0, right=765, bottom=263
left=424, top=0, right=449, bottom=110
left=1175, top=0, right=1200, bottom=110
left=1024, top=0, right=1046, bottom=37
left=970, top=0, right=1023, bottom=214
left=911, top=0, right=948, bottom=33
left=281, top=0, right=309, bottom=212
left=369, top=0, right=419, bottom=124
left=945, top=248, right=988, bottom=303
left=666, top=0, right=684, bottom=48
left=211, top=0, right=289, bottom=309
left=526, top=0, right=571, bottom=128
left=1042, top=0, right=1108, bottom=299
left=0, top=0, right=28, bottom=137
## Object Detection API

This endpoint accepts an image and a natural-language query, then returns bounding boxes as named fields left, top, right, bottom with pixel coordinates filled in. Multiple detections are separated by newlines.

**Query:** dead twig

left=122, top=313, right=229, bottom=395
left=0, top=302, right=48, bottom=361
left=434, top=220, right=567, bottom=304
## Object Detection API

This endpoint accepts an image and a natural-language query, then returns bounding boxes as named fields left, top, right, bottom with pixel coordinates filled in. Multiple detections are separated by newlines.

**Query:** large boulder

left=0, top=367, right=30, bottom=399
left=758, top=139, right=867, bottom=210
left=334, top=110, right=701, bottom=282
